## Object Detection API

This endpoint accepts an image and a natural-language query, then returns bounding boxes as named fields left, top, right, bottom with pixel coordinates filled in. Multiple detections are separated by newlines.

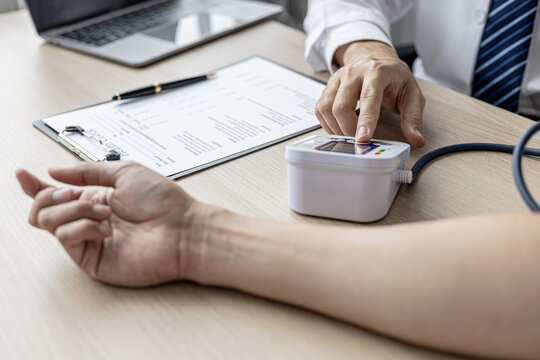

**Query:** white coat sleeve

left=304, top=0, right=414, bottom=73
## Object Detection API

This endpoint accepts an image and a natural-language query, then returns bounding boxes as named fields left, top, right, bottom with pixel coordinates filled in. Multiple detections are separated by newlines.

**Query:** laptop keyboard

left=60, top=0, right=201, bottom=47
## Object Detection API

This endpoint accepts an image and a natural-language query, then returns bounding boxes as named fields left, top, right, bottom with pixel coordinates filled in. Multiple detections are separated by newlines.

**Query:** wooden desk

left=1, top=9, right=539, bottom=360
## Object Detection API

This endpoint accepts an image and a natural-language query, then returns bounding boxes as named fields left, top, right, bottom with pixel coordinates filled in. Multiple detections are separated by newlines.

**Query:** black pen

left=112, top=73, right=216, bottom=100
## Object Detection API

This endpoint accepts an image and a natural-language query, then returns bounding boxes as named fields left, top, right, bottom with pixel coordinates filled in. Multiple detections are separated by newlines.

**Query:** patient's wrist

left=179, top=203, right=240, bottom=284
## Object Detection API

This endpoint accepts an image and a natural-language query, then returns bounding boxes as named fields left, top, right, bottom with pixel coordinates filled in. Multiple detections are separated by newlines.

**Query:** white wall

left=0, top=0, right=19, bottom=13
left=391, top=10, right=415, bottom=46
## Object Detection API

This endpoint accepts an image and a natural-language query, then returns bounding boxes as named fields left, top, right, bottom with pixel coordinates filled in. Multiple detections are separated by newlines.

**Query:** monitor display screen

left=26, top=0, right=149, bottom=32
left=316, top=140, right=380, bottom=155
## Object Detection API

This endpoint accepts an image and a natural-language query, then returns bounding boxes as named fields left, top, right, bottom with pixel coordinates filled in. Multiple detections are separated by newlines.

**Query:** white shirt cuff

left=324, top=21, right=393, bottom=74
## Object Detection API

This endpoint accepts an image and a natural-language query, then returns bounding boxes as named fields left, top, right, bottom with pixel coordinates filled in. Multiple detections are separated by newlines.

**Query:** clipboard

left=34, top=56, right=326, bottom=180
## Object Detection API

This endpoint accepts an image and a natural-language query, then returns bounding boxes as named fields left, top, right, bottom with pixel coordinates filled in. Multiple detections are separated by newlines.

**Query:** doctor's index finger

left=356, top=76, right=385, bottom=142
left=333, top=76, right=364, bottom=136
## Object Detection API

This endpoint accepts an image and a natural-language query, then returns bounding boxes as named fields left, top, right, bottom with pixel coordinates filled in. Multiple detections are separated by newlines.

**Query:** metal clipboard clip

left=58, top=126, right=122, bottom=162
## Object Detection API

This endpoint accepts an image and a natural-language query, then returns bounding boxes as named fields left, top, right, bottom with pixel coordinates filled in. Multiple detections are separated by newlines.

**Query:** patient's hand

left=16, top=162, right=212, bottom=287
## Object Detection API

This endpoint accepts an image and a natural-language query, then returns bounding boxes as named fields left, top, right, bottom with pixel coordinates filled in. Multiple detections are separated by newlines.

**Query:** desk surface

left=1, top=9, right=539, bottom=360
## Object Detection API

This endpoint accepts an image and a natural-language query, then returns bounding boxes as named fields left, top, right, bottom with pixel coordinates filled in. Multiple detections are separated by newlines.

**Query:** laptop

left=26, top=0, right=283, bottom=67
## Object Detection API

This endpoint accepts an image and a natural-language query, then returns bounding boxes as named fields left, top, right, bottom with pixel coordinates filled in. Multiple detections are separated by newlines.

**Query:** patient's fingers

left=49, top=161, right=130, bottom=187
left=16, top=169, right=52, bottom=198
left=28, top=187, right=81, bottom=228
left=37, top=200, right=111, bottom=233
left=55, top=218, right=111, bottom=248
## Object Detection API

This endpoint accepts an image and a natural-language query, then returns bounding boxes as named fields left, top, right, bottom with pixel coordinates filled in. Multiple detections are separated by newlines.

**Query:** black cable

left=512, top=121, right=540, bottom=212
left=409, top=125, right=540, bottom=212
left=411, top=143, right=540, bottom=182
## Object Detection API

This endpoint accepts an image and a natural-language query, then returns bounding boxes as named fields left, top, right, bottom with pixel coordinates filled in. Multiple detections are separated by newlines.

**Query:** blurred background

left=262, top=0, right=414, bottom=47
left=0, top=0, right=414, bottom=52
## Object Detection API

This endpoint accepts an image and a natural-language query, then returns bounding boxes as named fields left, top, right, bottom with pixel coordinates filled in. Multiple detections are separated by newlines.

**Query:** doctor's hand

left=316, top=40, right=426, bottom=147
left=16, top=162, right=216, bottom=287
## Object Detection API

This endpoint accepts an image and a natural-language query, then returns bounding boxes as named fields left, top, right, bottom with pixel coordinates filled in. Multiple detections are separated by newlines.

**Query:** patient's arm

left=17, top=162, right=540, bottom=359
left=190, top=211, right=540, bottom=360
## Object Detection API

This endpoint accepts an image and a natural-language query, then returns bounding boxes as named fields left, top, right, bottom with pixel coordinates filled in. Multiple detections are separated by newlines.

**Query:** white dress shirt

left=304, top=0, right=540, bottom=116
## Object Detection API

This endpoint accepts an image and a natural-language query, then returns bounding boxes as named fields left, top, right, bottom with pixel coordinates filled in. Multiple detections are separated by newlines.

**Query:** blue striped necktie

left=472, top=0, right=538, bottom=113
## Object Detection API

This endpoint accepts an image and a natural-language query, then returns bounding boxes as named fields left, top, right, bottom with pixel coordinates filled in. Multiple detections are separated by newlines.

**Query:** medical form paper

left=38, top=57, right=325, bottom=179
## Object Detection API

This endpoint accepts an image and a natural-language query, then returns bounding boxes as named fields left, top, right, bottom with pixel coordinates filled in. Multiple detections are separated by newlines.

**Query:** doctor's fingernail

left=356, top=126, right=368, bottom=140
left=93, top=204, right=111, bottom=218
left=52, top=188, right=71, bottom=203
left=414, top=128, right=424, bottom=138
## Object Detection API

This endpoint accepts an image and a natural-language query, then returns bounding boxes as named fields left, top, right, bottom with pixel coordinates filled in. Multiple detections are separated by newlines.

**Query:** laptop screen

left=26, top=0, right=149, bottom=32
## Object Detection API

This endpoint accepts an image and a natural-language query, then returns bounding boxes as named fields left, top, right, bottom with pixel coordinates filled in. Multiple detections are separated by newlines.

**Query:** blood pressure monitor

left=286, top=121, right=540, bottom=220
left=286, top=135, right=410, bottom=222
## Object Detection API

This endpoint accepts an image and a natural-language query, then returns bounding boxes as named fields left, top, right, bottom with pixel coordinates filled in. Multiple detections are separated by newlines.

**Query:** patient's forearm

left=186, top=213, right=540, bottom=359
